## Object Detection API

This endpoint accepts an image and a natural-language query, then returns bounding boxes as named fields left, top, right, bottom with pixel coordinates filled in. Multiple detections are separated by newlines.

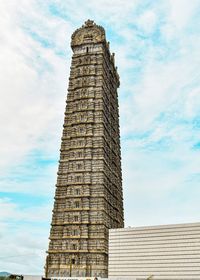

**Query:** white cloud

left=0, top=0, right=71, bottom=175
left=168, top=0, right=199, bottom=30
left=120, top=36, right=200, bottom=134
left=137, top=10, right=157, bottom=34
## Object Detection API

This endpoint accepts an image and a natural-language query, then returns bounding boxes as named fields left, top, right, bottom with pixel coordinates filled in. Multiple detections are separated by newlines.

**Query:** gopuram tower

left=45, top=20, right=124, bottom=278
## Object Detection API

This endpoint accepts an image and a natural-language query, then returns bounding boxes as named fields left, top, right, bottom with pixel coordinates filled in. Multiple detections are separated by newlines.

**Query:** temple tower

left=45, top=20, right=124, bottom=278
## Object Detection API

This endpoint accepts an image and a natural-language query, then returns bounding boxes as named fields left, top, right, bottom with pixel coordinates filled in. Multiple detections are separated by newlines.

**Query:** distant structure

left=109, top=222, right=200, bottom=279
left=45, top=20, right=124, bottom=278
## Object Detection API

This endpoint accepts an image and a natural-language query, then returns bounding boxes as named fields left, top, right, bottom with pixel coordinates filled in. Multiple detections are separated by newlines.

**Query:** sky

left=1, top=0, right=200, bottom=275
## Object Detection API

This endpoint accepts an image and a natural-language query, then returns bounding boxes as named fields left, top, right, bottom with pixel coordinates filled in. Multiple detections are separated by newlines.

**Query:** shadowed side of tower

left=45, top=20, right=124, bottom=278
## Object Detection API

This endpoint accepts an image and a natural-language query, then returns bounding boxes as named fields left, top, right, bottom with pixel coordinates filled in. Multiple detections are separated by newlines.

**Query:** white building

left=109, top=222, right=200, bottom=280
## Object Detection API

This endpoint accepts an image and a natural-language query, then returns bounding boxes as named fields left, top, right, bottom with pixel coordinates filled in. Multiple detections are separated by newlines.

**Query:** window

left=75, top=91, right=80, bottom=99
left=75, top=201, right=80, bottom=208
left=83, top=78, right=87, bottom=86
left=69, top=163, right=73, bottom=170
left=80, top=115, right=86, bottom=121
left=70, top=151, right=74, bottom=158
left=77, top=152, right=82, bottom=158
left=73, top=229, right=78, bottom=236
left=74, top=215, right=79, bottom=222
left=77, top=163, right=82, bottom=170
left=76, top=189, right=80, bottom=195
left=68, top=175, right=72, bottom=183
left=77, top=68, right=80, bottom=75
left=82, top=101, right=87, bottom=109
left=79, top=127, right=84, bottom=133
left=85, top=57, right=90, bottom=64
left=78, top=140, right=84, bottom=146
left=82, top=89, right=88, bottom=98
left=76, top=176, right=81, bottom=182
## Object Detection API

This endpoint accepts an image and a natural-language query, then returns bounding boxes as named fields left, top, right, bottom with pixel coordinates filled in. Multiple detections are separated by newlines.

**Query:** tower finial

left=84, top=19, right=94, bottom=27
left=71, top=20, right=106, bottom=48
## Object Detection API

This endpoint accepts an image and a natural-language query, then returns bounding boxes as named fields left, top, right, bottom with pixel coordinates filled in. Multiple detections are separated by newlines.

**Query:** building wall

left=23, top=276, right=42, bottom=280
left=109, top=222, right=200, bottom=280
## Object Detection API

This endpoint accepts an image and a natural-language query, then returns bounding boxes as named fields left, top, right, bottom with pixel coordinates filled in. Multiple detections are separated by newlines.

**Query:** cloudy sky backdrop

left=1, top=0, right=200, bottom=275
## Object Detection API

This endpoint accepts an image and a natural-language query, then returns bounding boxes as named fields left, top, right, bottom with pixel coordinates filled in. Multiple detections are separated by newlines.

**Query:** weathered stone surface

left=45, top=20, right=124, bottom=278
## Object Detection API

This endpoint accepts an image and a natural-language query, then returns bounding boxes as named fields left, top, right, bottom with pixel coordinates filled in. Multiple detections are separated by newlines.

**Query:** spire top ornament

left=71, top=19, right=106, bottom=48
left=84, top=19, right=95, bottom=27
